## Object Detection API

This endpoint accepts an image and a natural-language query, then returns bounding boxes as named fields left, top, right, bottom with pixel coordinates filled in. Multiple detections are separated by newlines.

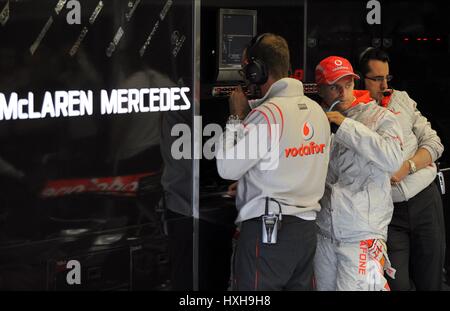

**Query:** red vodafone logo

left=303, top=122, right=314, bottom=141
left=334, top=59, right=343, bottom=66
left=286, top=122, right=326, bottom=158
left=285, top=142, right=326, bottom=158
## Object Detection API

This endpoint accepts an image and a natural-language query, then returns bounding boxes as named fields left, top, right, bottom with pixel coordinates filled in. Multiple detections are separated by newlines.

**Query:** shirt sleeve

left=334, top=109, right=404, bottom=174
left=403, top=92, right=444, bottom=162
left=216, top=104, right=281, bottom=180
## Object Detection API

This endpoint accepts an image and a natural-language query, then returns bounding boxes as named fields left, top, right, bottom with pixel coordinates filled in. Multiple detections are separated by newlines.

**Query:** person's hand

left=325, top=111, right=346, bottom=126
left=229, top=86, right=250, bottom=120
left=390, top=161, right=410, bottom=184
left=227, top=182, right=238, bottom=198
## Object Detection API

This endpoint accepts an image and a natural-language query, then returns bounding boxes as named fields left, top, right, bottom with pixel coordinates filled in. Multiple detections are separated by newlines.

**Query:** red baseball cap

left=315, top=56, right=360, bottom=85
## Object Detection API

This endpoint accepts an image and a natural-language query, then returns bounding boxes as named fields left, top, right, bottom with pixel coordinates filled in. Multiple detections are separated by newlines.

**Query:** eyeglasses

left=364, top=75, right=393, bottom=83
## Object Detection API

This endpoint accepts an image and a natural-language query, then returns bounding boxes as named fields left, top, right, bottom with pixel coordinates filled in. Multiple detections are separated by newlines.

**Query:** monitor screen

left=218, top=9, right=256, bottom=70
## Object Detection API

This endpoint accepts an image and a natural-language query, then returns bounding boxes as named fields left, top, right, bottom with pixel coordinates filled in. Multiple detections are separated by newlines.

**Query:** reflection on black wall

left=0, top=0, right=194, bottom=290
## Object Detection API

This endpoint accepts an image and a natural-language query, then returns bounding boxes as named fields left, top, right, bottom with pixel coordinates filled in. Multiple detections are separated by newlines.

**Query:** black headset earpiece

left=244, top=33, right=269, bottom=85
left=356, top=47, right=375, bottom=90
left=359, top=47, right=375, bottom=65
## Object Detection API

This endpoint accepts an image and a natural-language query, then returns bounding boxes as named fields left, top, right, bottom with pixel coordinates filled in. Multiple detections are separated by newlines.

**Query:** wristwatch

left=408, top=159, right=417, bottom=175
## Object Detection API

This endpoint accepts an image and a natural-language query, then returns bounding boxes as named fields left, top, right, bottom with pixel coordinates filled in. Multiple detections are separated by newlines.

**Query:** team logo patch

left=302, top=122, right=314, bottom=141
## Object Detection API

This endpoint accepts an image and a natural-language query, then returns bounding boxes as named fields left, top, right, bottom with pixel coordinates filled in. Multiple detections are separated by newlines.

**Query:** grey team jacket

left=384, top=90, right=444, bottom=202
left=216, top=78, right=331, bottom=224
left=317, top=91, right=404, bottom=242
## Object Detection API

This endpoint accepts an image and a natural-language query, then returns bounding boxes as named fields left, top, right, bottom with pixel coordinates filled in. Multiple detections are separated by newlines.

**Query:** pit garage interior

left=0, top=0, right=449, bottom=291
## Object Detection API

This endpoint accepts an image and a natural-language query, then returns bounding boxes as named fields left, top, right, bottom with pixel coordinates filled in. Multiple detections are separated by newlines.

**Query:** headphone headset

left=243, top=33, right=269, bottom=85
left=354, top=47, right=375, bottom=90
left=359, top=47, right=375, bottom=65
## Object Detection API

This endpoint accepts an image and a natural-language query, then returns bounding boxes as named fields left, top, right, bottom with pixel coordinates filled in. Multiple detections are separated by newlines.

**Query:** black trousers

left=165, top=209, right=194, bottom=290
left=232, top=215, right=317, bottom=291
left=387, top=182, right=446, bottom=290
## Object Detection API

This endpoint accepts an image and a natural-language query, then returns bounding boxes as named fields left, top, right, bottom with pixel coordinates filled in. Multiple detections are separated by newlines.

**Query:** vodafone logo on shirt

left=285, top=121, right=326, bottom=158
left=302, top=122, right=314, bottom=141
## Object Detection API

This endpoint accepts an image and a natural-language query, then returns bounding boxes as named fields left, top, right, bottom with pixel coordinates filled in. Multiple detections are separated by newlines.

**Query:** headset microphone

left=380, top=89, right=393, bottom=107
left=327, top=99, right=341, bottom=112
left=382, top=89, right=393, bottom=97
left=327, top=98, right=341, bottom=134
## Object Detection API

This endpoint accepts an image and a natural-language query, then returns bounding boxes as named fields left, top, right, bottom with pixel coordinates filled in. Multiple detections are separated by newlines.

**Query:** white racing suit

left=314, top=90, right=403, bottom=291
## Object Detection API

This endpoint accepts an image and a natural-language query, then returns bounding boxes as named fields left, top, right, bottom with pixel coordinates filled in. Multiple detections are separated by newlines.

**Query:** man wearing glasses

left=359, top=47, right=445, bottom=290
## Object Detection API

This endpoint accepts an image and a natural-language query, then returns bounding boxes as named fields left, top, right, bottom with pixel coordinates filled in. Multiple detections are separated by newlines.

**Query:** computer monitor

left=217, top=9, right=257, bottom=81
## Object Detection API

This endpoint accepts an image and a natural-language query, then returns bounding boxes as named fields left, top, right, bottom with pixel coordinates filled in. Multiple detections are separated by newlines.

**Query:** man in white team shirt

left=216, top=33, right=330, bottom=290
left=359, top=47, right=445, bottom=290
left=313, top=56, right=403, bottom=291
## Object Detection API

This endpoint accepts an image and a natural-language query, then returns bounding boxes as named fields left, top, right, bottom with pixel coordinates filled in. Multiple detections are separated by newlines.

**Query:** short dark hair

left=249, top=33, right=290, bottom=80
left=359, top=47, right=390, bottom=76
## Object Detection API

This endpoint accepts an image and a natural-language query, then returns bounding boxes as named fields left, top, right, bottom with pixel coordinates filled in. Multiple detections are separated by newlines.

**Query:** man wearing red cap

left=313, top=56, right=404, bottom=291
